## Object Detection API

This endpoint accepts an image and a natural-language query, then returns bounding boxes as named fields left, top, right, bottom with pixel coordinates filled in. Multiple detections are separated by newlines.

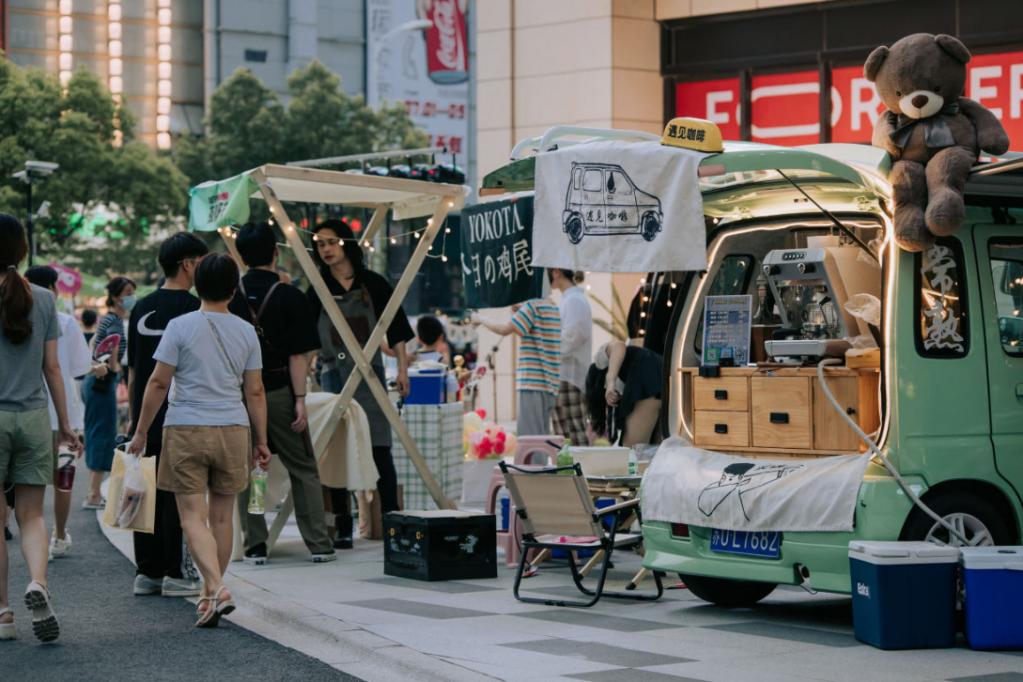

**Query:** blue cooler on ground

left=961, top=546, right=1023, bottom=650
left=849, top=541, right=959, bottom=650
left=405, top=367, right=446, bottom=404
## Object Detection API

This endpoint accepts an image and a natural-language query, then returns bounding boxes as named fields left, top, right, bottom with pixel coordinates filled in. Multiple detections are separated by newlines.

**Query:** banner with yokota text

left=459, top=195, right=544, bottom=309
left=532, top=141, right=709, bottom=273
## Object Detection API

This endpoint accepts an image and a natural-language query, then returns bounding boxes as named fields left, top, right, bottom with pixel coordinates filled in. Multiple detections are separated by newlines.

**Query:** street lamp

left=12, top=160, right=59, bottom=266
left=367, top=18, right=432, bottom=109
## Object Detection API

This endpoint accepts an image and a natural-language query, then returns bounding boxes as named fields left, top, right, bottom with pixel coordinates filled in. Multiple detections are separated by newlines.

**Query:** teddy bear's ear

left=935, top=34, right=971, bottom=64
left=863, top=46, right=888, bottom=82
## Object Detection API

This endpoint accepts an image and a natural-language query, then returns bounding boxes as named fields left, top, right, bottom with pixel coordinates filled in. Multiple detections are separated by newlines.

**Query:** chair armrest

left=594, top=498, right=640, bottom=518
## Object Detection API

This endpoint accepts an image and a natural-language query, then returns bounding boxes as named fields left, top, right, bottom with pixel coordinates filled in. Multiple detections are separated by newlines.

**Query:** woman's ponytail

left=0, top=215, right=33, bottom=345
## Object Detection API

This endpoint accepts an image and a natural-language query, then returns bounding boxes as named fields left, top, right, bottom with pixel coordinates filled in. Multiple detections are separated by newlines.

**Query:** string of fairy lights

left=216, top=214, right=454, bottom=263
left=634, top=272, right=680, bottom=337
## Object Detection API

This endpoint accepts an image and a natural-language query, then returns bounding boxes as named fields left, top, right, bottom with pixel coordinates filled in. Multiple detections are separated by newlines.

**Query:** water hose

left=815, top=358, right=969, bottom=545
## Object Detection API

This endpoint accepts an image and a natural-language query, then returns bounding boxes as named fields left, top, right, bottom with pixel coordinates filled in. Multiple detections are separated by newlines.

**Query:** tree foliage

left=174, top=60, right=429, bottom=187
left=0, top=58, right=187, bottom=279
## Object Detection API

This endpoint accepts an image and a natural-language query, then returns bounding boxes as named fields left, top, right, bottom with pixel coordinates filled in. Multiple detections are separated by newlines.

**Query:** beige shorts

left=158, top=425, right=250, bottom=495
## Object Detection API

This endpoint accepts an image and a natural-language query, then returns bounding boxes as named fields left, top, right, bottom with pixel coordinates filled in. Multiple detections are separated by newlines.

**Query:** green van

left=483, top=131, right=1023, bottom=606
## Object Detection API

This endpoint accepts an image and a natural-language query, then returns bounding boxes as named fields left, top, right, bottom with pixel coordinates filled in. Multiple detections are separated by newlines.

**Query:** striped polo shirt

left=510, top=298, right=561, bottom=396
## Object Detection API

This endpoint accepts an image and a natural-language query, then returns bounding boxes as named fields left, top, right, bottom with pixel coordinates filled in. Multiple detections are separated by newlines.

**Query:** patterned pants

left=552, top=381, right=588, bottom=445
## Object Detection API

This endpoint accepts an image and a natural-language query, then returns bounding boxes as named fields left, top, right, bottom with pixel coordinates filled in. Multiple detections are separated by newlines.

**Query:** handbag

left=102, top=450, right=157, bottom=534
left=203, top=313, right=243, bottom=387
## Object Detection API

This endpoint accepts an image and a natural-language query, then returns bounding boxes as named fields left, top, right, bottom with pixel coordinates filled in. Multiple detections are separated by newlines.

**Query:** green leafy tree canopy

left=0, top=58, right=187, bottom=279
left=174, top=60, right=429, bottom=187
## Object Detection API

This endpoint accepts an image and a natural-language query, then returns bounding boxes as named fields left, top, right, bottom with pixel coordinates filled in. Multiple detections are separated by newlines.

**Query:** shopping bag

left=102, top=450, right=157, bottom=534
left=356, top=485, right=403, bottom=540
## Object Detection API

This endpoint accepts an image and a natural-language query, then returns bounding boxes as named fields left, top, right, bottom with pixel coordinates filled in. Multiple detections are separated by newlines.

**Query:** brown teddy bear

left=865, top=33, right=1009, bottom=252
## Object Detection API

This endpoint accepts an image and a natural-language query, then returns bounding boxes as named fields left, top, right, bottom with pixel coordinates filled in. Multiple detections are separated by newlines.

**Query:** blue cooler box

left=405, top=368, right=446, bottom=404
left=961, top=546, right=1023, bottom=650
left=849, top=541, right=959, bottom=650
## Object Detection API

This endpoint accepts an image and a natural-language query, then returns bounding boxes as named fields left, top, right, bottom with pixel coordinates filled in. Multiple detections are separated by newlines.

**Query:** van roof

left=483, top=130, right=1023, bottom=221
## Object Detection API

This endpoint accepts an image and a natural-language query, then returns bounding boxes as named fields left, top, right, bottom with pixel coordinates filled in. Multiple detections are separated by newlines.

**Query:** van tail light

left=670, top=523, right=690, bottom=538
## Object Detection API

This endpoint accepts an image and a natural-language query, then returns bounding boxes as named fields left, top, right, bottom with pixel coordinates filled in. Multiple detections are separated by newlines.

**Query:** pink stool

left=487, top=436, right=565, bottom=566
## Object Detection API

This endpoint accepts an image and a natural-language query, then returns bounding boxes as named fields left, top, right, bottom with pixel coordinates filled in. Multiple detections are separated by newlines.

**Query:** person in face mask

left=82, top=276, right=135, bottom=508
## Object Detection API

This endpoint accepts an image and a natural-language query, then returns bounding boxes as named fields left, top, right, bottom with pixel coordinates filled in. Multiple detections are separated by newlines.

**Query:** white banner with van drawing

left=641, top=438, right=871, bottom=532
left=532, top=141, right=709, bottom=273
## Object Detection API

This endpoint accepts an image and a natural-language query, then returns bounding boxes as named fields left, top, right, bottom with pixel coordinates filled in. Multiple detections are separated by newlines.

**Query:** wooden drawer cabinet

left=693, top=377, right=749, bottom=412
left=694, top=410, right=749, bottom=448
left=751, top=377, right=811, bottom=449
left=683, top=367, right=879, bottom=455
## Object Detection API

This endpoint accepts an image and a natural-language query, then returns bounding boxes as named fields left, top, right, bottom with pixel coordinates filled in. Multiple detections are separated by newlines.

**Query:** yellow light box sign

left=661, top=117, right=724, bottom=153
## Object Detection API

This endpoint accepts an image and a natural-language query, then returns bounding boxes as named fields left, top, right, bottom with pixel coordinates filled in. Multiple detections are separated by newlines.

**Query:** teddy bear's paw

left=925, top=189, right=966, bottom=237
left=978, top=129, right=1010, bottom=156
left=893, top=209, right=933, bottom=253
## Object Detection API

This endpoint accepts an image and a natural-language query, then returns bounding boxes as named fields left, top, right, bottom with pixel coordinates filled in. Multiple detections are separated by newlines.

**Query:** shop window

left=988, top=238, right=1023, bottom=356
left=916, top=238, right=968, bottom=358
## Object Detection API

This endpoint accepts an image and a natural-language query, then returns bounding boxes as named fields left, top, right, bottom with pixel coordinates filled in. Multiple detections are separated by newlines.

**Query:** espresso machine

left=761, top=246, right=880, bottom=361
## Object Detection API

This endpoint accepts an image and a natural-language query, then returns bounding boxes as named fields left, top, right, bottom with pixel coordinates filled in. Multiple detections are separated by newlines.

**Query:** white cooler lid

left=848, top=541, right=960, bottom=565
left=961, top=546, right=1023, bottom=570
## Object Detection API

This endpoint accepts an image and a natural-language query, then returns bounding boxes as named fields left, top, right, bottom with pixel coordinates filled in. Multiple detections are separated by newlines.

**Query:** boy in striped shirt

left=473, top=297, right=561, bottom=435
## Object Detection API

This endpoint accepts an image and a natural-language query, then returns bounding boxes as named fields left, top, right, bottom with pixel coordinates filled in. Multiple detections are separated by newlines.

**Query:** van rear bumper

left=641, top=474, right=922, bottom=594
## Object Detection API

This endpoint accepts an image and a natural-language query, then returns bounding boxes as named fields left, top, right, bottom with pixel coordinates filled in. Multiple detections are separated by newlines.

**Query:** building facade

left=1, top=0, right=366, bottom=147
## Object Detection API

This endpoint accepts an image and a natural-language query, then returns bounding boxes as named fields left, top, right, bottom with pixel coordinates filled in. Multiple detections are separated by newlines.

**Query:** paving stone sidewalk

left=101, top=508, right=1023, bottom=682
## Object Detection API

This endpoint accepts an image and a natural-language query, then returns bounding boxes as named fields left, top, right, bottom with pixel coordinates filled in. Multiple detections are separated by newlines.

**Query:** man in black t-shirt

left=229, top=222, right=334, bottom=564
left=126, top=232, right=207, bottom=597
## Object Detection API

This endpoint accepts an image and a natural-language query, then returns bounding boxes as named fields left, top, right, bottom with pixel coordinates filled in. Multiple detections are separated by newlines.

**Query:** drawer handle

left=769, top=412, right=790, bottom=424
left=714, top=389, right=728, bottom=400
left=714, top=423, right=729, bottom=434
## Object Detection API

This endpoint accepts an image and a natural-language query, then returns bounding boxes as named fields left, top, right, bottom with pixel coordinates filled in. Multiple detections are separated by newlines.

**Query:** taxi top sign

left=661, top=117, right=723, bottom=153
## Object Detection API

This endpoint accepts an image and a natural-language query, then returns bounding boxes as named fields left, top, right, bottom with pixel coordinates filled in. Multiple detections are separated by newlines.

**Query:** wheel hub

left=925, top=512, right=994, bottom=547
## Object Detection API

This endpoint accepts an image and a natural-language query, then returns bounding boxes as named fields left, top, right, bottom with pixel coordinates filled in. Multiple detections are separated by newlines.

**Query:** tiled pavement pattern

left=101, top=511, right=1023, bottom=682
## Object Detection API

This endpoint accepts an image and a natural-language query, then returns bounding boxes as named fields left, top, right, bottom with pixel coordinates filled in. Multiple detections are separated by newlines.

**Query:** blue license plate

left=709, top=529, right=782, bottom=559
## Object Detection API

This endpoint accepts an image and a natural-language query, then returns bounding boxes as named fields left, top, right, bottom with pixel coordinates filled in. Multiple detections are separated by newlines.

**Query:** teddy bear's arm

left=958, top=97, right=1010, bottom=155
left=871, top=112, right=900, bottom=158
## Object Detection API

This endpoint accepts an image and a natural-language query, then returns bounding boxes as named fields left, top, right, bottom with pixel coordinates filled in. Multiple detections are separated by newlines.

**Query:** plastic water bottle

left=248, top=467, right=268, bottom=514
left=556, top=439, right=574, bottom=471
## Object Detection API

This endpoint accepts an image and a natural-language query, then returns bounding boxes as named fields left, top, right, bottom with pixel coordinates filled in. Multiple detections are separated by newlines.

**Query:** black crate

left=383, top=511, right=497, bottom=581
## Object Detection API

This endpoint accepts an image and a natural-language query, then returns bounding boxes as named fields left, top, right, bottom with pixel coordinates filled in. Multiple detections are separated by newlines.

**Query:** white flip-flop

left=24, top=582, right=59, bottom=643
left=0, top=607, right=14, bottom=640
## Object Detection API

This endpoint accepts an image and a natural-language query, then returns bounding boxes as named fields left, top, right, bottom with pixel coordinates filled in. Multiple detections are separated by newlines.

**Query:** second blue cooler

left=848, top=541, right=959, bottom=649
left=961, top=546, right=1023, bottom=650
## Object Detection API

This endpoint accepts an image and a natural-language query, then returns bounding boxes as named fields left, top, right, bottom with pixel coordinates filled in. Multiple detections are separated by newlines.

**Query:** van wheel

left=641, top=213, right=660, bottom=242
left=679, top=574, right=776, bottom=607
left=565, top=215, right=584, bottom=244
left=901, top=492, right=1012, bottom=546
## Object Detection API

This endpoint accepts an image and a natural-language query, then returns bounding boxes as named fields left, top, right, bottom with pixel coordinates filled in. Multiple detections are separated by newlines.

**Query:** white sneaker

left=49, top=531, right=71, bottom=560
left=161, top=576, right=202, bottom=598
left=133, top=574, right=162, bottom=596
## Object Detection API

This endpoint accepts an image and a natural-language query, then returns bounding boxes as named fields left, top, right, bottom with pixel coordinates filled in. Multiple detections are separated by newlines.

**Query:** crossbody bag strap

left=254, top=281, right=284, bottom=326
left=202, top=312, right=243, bottom=387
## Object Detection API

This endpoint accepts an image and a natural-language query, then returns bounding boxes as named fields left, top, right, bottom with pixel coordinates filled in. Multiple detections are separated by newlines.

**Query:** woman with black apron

left=307, top=220, right=413, bottom=549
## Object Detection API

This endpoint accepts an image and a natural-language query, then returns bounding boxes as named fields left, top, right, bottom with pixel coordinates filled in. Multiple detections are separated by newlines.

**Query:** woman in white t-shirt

left=126, top=254, right=271, bottom=629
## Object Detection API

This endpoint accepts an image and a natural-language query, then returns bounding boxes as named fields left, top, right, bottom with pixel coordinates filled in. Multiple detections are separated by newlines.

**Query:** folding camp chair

left=500, top=461, right=663, bottom=608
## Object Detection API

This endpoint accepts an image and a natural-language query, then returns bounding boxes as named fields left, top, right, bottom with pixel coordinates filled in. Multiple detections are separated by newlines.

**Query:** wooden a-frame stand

left=219, top=164, right=464, bottom=510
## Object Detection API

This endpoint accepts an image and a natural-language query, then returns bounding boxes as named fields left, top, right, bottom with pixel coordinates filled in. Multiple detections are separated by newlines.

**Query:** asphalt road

left=2, top=484, right=360, bottom=681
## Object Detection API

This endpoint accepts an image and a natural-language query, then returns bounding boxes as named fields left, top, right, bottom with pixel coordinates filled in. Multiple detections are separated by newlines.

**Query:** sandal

left=24, top=582, right=59, bottom=643
left=195, top=585, right=234, bottom=629
left=0, top=607, right=14, bottom=641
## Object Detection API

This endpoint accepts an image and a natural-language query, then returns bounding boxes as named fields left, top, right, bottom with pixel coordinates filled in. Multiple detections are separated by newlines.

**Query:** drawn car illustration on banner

left=562, top=162, right=663, bottom=244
